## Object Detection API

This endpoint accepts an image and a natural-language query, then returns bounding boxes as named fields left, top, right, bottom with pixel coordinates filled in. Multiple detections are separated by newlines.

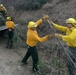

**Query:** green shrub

left=14, top=0, right=49, bottom=10
left=13, top=25, right=22, bottom=48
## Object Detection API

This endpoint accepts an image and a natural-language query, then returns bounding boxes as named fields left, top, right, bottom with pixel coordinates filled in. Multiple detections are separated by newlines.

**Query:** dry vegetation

left=0, top=0, right=76, bottom=75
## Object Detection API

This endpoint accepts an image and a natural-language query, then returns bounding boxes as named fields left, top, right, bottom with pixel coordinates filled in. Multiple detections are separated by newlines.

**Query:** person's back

left=6, top=21, right=14, bottom=29
left=6, top=16, right=15, bottom=49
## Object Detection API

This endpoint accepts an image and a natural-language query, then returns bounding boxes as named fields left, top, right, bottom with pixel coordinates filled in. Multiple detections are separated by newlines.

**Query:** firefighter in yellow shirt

left=22, top=15, right=51, bottom=73
left=50, top=18, right=76, bottom=75
left=6, top=17, right=15, bottom=49
left=0, top=4, right=7, bottom=17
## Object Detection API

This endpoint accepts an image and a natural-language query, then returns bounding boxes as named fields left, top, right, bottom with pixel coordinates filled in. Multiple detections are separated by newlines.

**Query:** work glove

left=46, top=34, right=51, bottom=39
left=42, top=15, right=49, bottom=21
left=54, top=33, right=63, bottom=38
left=50, top=20, right=55, bottom=26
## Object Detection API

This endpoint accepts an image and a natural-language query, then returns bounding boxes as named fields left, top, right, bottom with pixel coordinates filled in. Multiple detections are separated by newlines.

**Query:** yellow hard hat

left=66, top=18, right=76, bottom=24
left=28, top=21, right=37, bottom=28
left=7, top=17, right=11, bottom=21
left=0, top=4, right=3, bottom=7
left=66, top=18, right=76, bottom=27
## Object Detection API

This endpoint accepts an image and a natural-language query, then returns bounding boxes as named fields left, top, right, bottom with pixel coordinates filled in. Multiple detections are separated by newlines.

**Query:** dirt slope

left=0, top=37, right=33, bottom=75
left=0, top=37, right=52, bottom=75
left=1, top=0, right=76, bottom=25
left=0, top=0, right=76, bottom=75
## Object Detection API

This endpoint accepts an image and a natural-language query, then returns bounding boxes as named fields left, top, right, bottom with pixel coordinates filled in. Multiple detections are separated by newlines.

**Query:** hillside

left=0, top=0, right=76, bottom=75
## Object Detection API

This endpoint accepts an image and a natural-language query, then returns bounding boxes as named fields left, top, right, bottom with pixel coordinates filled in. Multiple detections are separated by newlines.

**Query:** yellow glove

left=42, top=15, right=49, bottom=20
left=54, top=33, right=62, bottom=38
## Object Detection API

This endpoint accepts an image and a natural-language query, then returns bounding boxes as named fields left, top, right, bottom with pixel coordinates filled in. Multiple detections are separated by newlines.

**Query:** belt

left=69, top=46, right=76, bottom=49
left=28, top=45, right=35, bottom=48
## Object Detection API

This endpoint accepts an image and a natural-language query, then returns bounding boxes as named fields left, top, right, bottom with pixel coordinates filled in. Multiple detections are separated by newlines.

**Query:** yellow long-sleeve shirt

left=26, top=19, right=48, bottom=47
left=52, top=23, right=76, bottom=47
left=6, top=21, right=15, bottom=29
left=62, top=29, right=76, bottom=47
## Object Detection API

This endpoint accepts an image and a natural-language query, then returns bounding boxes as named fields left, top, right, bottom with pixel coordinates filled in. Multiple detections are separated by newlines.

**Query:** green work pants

left=7, top=29, right=14, bottom=48
left=22, top=46, right=39, bottom=71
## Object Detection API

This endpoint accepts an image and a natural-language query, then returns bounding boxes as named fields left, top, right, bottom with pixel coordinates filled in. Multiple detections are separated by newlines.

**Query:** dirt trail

left=0, top=36, right=52, bottom=75
left=0, top=37, right=34, bottom=75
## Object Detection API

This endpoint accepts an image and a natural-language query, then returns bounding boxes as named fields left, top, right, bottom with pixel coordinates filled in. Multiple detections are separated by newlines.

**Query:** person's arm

left=5, top=21, right=8, bottom=28
left=36, top=19, right=42, bottom=26
left=62, top=29, right=76, bottom=42
left=36, top=15, right=49, bottom=26
left=50, top=20, right=67, bottom=32
left=55, top=29, right=76, bottom=42
left=12, top=21, right=15, bottom=29
left=33, top=33, right=51, bottom=42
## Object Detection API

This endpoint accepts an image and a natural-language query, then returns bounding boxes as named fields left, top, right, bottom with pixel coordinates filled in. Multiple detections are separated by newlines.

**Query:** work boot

left=21, top=62, right=28, bottom=67
left=36, top=70, right=41, bottom=74
left=9, top=46, right=12, bottom=49
left=33, top=68, right=38, bottom=72
left=22, top=61, right=28, bottom=65
left=24, top=62, right=28, bottom=65
left=33, top=68, right=41, bottom=74
left=6, top=46, right=8, bottom=48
